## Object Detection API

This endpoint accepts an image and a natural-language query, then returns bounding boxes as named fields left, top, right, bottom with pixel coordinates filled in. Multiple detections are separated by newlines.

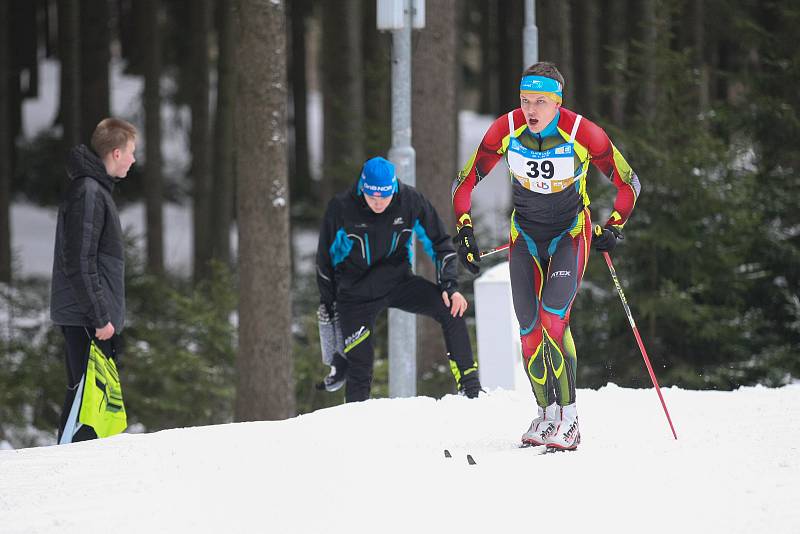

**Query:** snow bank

left=1, top=385, right=797, bottom=533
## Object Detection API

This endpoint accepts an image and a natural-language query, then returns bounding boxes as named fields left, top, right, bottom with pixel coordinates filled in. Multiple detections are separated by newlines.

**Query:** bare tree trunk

left=478, top=0, right=498, bottom=115
left=235, top=0, right=295, bottom=422
left=190, top=0, right=212, bottom=281
left=0, top=0, right=11, bottom=283
left=693, top=0, right=710, bottom=116
left=497, top=0, right=523, bottom=110
left=539, top=0, right=562, bottom=65
left=288, top=0, right=311, bottom=205
left=116, top=0, right=145, bottom=74
left=143, top=0, right=164, bottom=276
left=640, top=0, right=657, bottom=122
left=15, top=0, right=38, bottom=99
left=58, top=0, right=81, bottom=150
left=609, top=0, right=628, bottom=126
left=212, top=0, right=236, bottom=267
left=80, top=0, right=109, bottom=141
left=362, top=0, right=390, bottom=157
left=557, top=0, right=573, bottom=90
left=320, top=0, right=364, bottom=203
left=413, top=0, right=458, bottom=394
left=582, top=0, right=599, bottom=116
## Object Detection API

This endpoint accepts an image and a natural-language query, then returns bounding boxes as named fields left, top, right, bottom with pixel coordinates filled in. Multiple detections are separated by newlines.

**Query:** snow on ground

left=1, top=384, right=798, bottom=533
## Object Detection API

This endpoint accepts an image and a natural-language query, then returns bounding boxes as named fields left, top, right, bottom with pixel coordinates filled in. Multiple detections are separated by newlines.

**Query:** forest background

left=0, top=0, right=798, bottom=448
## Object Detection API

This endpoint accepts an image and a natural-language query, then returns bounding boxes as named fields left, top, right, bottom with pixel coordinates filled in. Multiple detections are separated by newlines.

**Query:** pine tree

left=235, top=0, right=295, bottom=421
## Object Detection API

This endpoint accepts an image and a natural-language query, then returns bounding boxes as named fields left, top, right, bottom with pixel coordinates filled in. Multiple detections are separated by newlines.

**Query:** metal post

left=523, top=0, right=538, bottom=68
left=387, top=0, right=416, bottom=398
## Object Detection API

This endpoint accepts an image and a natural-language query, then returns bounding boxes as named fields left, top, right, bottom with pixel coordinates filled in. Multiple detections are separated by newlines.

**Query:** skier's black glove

left=440, top=279, right=458, bottom=297
left=593, top=224, right=623, bottom=253
left=456, top=225, right=481, bottom=274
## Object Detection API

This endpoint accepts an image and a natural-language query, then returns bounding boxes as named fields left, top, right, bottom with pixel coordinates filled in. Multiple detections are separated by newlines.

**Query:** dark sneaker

left=458, top=372, right=483, bottom=398
left=316, top=352, right=348, bottom=392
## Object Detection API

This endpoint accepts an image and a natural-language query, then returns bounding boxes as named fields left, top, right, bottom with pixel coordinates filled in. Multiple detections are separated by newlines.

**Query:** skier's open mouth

left=528, top=118, right=538, bottom=127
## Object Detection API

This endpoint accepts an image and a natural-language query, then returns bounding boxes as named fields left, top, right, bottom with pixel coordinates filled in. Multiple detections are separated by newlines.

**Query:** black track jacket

left=316, top=181, right=459, bottom=305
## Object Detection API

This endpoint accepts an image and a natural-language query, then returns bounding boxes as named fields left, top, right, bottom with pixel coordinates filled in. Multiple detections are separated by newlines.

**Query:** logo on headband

left=362, top=182, right=395, bottom=194
left=520, top=75, right=563, bottom=96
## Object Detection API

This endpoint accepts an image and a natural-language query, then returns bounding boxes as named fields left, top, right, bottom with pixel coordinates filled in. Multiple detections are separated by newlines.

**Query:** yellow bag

left=78, top=340, right=127, bottom=438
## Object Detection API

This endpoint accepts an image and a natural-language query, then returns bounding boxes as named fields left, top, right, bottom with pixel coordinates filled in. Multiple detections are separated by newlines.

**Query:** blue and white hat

left=358, top=157, right=398, bottom=197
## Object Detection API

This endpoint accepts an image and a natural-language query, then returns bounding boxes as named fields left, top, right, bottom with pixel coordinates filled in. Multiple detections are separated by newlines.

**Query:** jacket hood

left=66, top=144, right=116, bottom=190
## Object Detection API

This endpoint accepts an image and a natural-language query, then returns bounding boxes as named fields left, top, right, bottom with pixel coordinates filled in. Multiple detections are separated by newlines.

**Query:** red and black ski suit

left=452, top=106, right=641, bottom=407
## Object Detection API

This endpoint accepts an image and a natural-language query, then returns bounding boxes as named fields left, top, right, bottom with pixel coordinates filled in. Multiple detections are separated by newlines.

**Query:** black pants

left=338, top=275, right=475, bottom=403
left=57, top=326, right=117, bottom=443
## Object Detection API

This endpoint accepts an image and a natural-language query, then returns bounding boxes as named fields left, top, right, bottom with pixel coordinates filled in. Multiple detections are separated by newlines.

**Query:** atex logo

left=393, top=217, right=404, bottom=225
left=551, top=270, right=571, bottom=278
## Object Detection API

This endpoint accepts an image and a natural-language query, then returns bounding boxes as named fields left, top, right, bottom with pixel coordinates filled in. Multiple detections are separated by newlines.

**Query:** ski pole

left=480, top=242, right=510, bottom=259
left=602, top=251, right=678, bottom=440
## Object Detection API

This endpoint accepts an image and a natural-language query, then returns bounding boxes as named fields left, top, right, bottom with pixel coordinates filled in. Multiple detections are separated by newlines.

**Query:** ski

left=443, top=449, right=477, bottom=465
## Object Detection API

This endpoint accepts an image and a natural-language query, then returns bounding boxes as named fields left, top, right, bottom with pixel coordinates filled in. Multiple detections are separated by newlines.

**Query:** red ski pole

left=603, top=251, right=678, bottom=440
left=480, top=242, right=510, bottom=259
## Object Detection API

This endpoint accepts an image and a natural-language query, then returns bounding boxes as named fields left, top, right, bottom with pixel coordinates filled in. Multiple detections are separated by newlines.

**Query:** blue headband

left=519, top=75, right=563, bottom=99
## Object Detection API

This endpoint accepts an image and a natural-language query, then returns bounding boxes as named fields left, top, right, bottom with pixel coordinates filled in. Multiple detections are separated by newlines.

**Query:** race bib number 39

left=507, top=138, right=576, bottom=194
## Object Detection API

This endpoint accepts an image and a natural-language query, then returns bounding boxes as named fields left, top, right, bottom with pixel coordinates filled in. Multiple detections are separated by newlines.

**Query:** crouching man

left=316, top=157, right=481, bottom=402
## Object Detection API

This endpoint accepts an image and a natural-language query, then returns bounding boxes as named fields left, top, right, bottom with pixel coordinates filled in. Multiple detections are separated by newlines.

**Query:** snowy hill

left=1, top=385, right=798, bottom=533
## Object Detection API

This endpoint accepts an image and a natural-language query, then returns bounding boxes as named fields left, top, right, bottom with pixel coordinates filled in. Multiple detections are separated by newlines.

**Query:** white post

left=379, top=0, right=423, bottom=398
left=523, top=0, right=538, bottom=68
left=474, top=262, right=527, bottom=391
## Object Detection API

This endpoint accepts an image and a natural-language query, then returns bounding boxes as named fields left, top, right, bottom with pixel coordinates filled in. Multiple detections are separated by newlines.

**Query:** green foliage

left=572, top=1, right=800, bottom=390
left=0, top=280, right=66, bottom=447
left=0, top=244, right=239, bottom=448
left=122, top=254, right=237, bottom=430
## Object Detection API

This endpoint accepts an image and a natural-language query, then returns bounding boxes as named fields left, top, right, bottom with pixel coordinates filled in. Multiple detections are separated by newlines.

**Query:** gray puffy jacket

left=50, top=145, right=126, bottom=332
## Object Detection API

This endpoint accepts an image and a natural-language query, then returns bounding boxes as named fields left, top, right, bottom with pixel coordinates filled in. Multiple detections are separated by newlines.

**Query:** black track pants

left=338, top=275, right=475, bottom=403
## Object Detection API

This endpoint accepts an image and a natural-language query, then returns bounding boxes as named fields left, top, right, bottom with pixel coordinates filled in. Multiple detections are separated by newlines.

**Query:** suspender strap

left=507, top=112, right=516, bottom=138
left=569, top=115, right=583, bottom=143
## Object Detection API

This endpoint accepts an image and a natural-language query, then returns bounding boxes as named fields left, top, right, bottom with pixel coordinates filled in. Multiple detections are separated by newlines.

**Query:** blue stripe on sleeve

left=413, top=219, right=437, bottom=263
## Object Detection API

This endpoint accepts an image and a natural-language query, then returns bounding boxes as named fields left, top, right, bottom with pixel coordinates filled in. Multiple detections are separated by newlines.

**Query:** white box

left=474, top=262, right=528, bottom=391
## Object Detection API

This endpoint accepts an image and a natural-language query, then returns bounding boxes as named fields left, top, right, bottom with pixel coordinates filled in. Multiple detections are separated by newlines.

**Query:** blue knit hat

left=358, top=157, right=398, bottom=197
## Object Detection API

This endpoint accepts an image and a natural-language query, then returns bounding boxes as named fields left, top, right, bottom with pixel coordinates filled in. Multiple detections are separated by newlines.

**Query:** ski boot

left=546, top=403, right=580, bottom=450
left=521, top=402, right=558, bottom=446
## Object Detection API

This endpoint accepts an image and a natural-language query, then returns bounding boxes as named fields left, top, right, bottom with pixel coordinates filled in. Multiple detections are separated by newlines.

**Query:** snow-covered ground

left=1, top=384, right=798, bottom=533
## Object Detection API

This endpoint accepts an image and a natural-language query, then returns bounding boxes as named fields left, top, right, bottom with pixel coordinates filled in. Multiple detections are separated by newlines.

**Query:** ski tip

left=466, top=454, right=476, bottom=465
left=444, top=449, right=451, bottom=458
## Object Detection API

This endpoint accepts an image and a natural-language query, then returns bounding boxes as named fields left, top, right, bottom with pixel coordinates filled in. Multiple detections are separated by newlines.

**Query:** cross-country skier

left=316, top=156, right=482, bottom=402
left=452, top=62, right=641, bottom=450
